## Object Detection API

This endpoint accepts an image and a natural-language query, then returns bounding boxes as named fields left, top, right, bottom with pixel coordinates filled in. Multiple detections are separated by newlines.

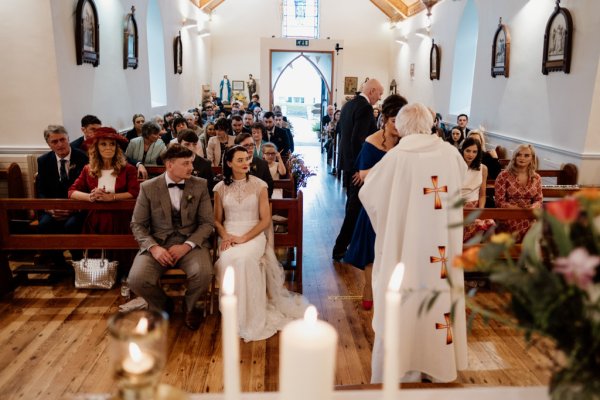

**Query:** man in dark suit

left=275, top=113, right=294, bottom=154
left=129, top=144, right=214, bottom=330
left=70, top=115, right=101, bottom=152
left=262, top=111, right=291, bottom=156
left=332, top=78, right=383, bottom=261
left=36, top=125, right=89, bottom=263
left=177, top=129, right=215, bottom=194
left=234, top=132, right=274, bottom=198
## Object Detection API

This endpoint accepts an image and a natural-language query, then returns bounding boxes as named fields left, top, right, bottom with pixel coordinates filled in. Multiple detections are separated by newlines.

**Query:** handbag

left=72, top=249, right=118, bottom=289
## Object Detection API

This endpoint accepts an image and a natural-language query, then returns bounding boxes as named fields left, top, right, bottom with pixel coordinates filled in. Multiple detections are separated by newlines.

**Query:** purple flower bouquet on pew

left=287, top=153, right=316, bottom=190
left=453, top=189, right=600, bottom=399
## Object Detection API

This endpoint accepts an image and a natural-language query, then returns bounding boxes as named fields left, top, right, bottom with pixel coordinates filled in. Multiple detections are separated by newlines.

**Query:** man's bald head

left=362, top=79, right=384, bottom=106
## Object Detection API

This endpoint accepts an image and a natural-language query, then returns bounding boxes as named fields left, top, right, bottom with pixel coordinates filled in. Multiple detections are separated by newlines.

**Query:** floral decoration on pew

left=287, top=153, right=316, bottom=190
left=454, top=189, right=600, bottom=399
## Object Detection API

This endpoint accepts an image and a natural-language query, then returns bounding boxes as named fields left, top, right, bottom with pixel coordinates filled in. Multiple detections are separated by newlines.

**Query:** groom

left=129, top=144, right=214, bottom=330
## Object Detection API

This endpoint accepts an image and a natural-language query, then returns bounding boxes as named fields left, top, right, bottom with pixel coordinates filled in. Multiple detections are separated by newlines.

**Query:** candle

left=279, top=305, right=338, bottom=400
left=221, top=266, right=240, bottom=400
left=383, top=262, right=405, bottom=400
left=122, top=342, right=154, bottom=375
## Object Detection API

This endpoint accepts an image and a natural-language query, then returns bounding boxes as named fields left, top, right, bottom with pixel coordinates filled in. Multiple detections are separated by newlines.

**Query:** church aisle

left=0, top=144, right=552, bottom=398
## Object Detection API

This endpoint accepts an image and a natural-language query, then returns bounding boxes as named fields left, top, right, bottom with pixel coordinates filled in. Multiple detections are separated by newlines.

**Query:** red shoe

left=362, top=300, right=373, bottom=311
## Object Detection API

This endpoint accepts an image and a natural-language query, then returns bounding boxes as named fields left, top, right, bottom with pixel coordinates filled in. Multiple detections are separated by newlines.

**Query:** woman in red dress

left=494, top=144, right=543, bottom=242
left=69, top=127, right=140, bottom=234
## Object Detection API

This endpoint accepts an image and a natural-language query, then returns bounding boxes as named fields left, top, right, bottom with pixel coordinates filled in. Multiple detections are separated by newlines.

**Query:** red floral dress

left=494, top=170, right=543, bottom=242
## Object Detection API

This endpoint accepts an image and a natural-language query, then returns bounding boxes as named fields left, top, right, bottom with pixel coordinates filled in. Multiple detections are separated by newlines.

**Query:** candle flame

left=304, top=305, right=317, bottom=323
left=135, top=317, right=148, bottom=334
left=223, top=266, right=234, bottom=296
left=128, top=342, right=143, bottom=362
left=388, top=262, right=405, bottom=292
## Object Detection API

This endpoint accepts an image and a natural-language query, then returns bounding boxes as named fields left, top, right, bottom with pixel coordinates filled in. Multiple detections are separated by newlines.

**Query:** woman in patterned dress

left=494, top=144, right=543, bottom=242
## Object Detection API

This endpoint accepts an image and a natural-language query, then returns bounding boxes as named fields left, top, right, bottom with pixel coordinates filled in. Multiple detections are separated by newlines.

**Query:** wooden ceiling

left=189, top=0, right=438, bottom=22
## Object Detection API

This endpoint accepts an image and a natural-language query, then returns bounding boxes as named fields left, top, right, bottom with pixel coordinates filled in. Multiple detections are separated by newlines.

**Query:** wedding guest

left=125, top=121, right=167, bottom=179
left=177, top=129, right=215, bottom=194
left=251, top=122, right=266, bottom=159
left=344, top=94, right=407, bottom=310
left=125, top=113, right=145, bottom=141
left=494, top=144, right=543, bottom=242
left=71, top=115, right=101, bottom=152
left=448, top=127, right=464, bottom=149
left=262, top=142, right=286, bottom=180
left=207, top=118, right=235, bottom=167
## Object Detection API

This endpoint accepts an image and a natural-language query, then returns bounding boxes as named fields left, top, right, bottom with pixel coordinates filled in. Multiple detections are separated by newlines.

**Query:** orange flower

left=546, top=198, right=580, bottom=224
left=574, top=188, right=600, bottom=201
left=453, top=246, right=480, bottom=271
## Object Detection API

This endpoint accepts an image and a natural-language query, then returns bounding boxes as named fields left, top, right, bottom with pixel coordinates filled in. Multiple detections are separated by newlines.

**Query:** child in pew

left=262, top=142, right=287, bottom=180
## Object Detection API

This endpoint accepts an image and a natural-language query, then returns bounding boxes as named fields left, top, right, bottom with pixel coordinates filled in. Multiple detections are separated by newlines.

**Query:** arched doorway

left=270, top=51, right=334, bottom=144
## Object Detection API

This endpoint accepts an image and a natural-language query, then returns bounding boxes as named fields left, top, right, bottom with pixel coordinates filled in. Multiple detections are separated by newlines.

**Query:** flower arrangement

left=287, top=153, right=316, bottom=189
left=454, top=189, right=600, bottom=399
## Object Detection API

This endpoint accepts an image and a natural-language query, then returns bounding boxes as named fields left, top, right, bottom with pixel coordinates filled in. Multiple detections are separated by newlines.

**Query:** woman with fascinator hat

left=69, top=127, right=140, bottom=234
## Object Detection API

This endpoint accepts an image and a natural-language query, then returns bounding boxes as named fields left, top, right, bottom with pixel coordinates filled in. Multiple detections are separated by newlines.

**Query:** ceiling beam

left=194, top=0, right=225, bottom=13
left=369, top=0, right=404, bottom=22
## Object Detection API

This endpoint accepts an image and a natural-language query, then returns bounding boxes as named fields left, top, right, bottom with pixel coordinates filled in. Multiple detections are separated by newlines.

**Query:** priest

left=360, top=103, right=468, bottom=383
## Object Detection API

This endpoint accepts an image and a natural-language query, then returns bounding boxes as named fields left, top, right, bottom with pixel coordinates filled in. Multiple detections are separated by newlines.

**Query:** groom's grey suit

left=129, top=174, right=214, bottom=312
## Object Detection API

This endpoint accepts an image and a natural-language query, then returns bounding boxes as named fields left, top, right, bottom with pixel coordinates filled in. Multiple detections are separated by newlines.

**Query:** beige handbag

left=72, top=250, right=118, bottom=289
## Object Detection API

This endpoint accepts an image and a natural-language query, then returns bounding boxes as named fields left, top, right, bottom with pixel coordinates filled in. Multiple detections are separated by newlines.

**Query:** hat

left=84, top=127, right=129, bottom=147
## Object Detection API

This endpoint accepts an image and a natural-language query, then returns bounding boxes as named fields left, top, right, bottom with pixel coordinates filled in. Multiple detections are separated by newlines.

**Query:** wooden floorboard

left=0, top=144, right=553, bottom=398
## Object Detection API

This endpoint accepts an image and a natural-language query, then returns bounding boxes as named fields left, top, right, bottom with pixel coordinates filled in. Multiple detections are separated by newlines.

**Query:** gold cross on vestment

left=423, top=176, right=448, bottom=210
left=429, top=246, right=448, bottom=279
left=435, top=312, right=453, bottom=345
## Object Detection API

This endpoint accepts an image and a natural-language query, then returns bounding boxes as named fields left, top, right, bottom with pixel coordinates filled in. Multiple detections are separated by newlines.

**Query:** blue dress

left=345, top=142, right=386, bottom=270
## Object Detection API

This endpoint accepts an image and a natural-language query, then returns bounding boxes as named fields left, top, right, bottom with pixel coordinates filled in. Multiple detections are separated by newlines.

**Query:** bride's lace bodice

left=214, top=176, right=267, bottom=229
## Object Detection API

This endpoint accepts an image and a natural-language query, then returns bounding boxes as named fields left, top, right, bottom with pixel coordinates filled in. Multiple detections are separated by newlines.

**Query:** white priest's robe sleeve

left=360, top=134, right=468, bottom=383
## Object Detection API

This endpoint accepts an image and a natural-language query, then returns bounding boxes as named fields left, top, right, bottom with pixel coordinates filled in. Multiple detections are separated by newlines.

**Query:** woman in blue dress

left=345, top=94, right=408, bottom=310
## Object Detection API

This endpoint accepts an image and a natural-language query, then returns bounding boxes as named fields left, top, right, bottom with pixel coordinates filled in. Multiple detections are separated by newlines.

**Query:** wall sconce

left=198, top=29, right=211, bottom=38
left=414, top=27, right=430, bottom=40
left=181, top=18, right=198, bottom=30
left=395, top=36, right=408, bottom=46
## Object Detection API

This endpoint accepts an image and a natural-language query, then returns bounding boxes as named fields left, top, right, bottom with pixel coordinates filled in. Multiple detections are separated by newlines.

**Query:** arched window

left=147, top=0, right=167, bottom=107
left=448, top=0, right=478, bottom=116
left=282, top=0, right=319, bottom=38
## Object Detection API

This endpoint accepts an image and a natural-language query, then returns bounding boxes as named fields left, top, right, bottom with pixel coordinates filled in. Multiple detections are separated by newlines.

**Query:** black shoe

left=163, top=298, right=174, bottom=319
left=184, top=305, right=204, bottom=330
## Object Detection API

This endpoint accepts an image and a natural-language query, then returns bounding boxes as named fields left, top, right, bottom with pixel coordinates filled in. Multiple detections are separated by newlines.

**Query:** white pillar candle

left=279, top=306, right=338, bottom=400
left=383, top=263, right=405, bottom=400
left=122, top=342, right=154, bottom=375
left=221, top=266, right=240, bottom=400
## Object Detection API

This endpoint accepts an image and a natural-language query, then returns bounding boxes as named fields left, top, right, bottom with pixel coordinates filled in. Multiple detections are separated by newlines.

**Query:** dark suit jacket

left=131, top=174, right=214, bottom=252
left=263, top=127, right=291, bottom=155
left=283, top=127, right=294, bottom=154
left=339, top=95, right=377, bottom=174
left=36, top=148, right=88, bottom=199
left=70, top=136, right=86, bottom=152
left=250, top=157, right=274, bottom=198
left=193, top=156, right=215, bottom=194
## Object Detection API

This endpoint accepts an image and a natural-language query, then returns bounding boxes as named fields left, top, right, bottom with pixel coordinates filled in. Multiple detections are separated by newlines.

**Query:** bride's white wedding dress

left=214, top=176, right=308, bottom=342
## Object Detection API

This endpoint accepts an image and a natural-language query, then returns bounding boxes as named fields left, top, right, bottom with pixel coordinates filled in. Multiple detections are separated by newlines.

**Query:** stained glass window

left=282, top=0, right=319, bottom=38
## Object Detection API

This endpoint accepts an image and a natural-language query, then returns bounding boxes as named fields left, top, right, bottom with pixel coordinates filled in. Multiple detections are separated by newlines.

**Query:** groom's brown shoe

left=184, top=305, right=203, bottom=330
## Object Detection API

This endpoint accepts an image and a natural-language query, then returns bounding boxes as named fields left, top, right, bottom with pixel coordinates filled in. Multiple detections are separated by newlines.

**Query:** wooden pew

left=0, top=194, right=305, bottom=295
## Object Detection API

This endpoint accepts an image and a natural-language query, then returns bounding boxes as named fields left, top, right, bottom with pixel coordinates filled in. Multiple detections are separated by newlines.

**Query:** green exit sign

left=296, top=39, right=310, bottom=47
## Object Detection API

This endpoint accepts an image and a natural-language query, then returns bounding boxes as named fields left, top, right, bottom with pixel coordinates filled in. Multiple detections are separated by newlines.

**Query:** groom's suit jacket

left=131, top=174, right=214, bottom=253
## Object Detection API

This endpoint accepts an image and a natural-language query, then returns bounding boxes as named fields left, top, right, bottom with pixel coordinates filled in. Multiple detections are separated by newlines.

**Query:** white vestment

left=360, top=134, right=468, bottom=383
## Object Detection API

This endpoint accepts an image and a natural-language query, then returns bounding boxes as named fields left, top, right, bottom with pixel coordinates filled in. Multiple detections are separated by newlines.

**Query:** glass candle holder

left=108, top=310, right=168, bottom=400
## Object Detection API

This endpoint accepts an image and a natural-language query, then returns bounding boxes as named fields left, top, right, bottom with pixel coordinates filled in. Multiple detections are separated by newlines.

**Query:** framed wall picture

left=123, top=6, right=138, bottom=69
left=173, top=32, right=182, bottom=74
left=232, top=80, right=245, bottom=91
left=430, top=40, right=440, bottom=80
left=491, top=18, right=510, bottom=78
left=344, top=77, right=358, bottom=95
left=75, top=0, right=99, bottom=66
left=542, top=0, right=573, bottom=75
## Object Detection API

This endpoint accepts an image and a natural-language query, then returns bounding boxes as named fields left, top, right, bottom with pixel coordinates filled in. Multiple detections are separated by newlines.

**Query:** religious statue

left=219, top=74, right=232, bottom=104
left=389, top=79, right=397, bottom=95
left=247, top=74, right=257, bottom=99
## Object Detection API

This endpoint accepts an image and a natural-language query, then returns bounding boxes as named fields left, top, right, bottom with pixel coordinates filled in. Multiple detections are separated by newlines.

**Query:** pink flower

left=545, top=198, right=580, bottom=224
left=553, top=248, right=599, bottom=291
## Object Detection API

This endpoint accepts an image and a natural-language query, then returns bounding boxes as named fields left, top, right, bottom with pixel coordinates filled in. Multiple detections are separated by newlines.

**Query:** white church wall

left=392, top=0, right=600, bottom=184
left=209, top=0, right=391, bottom=108
left=0, top=0, right=210, bottom=151
left=0, top=0, right=64, bottom=149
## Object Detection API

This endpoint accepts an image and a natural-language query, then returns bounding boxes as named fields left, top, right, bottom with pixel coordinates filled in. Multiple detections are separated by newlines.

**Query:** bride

left=214, top=145, right=308, bottom=341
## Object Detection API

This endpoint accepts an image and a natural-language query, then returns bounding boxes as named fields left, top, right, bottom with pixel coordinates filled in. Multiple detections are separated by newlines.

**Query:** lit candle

left=383, top=263, right=405, bottom=400
left=221, top=266, right=240, bottom=400
left=122, top=342, right=154, bottom=375
left=279, top=306, right=338, bottom=400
